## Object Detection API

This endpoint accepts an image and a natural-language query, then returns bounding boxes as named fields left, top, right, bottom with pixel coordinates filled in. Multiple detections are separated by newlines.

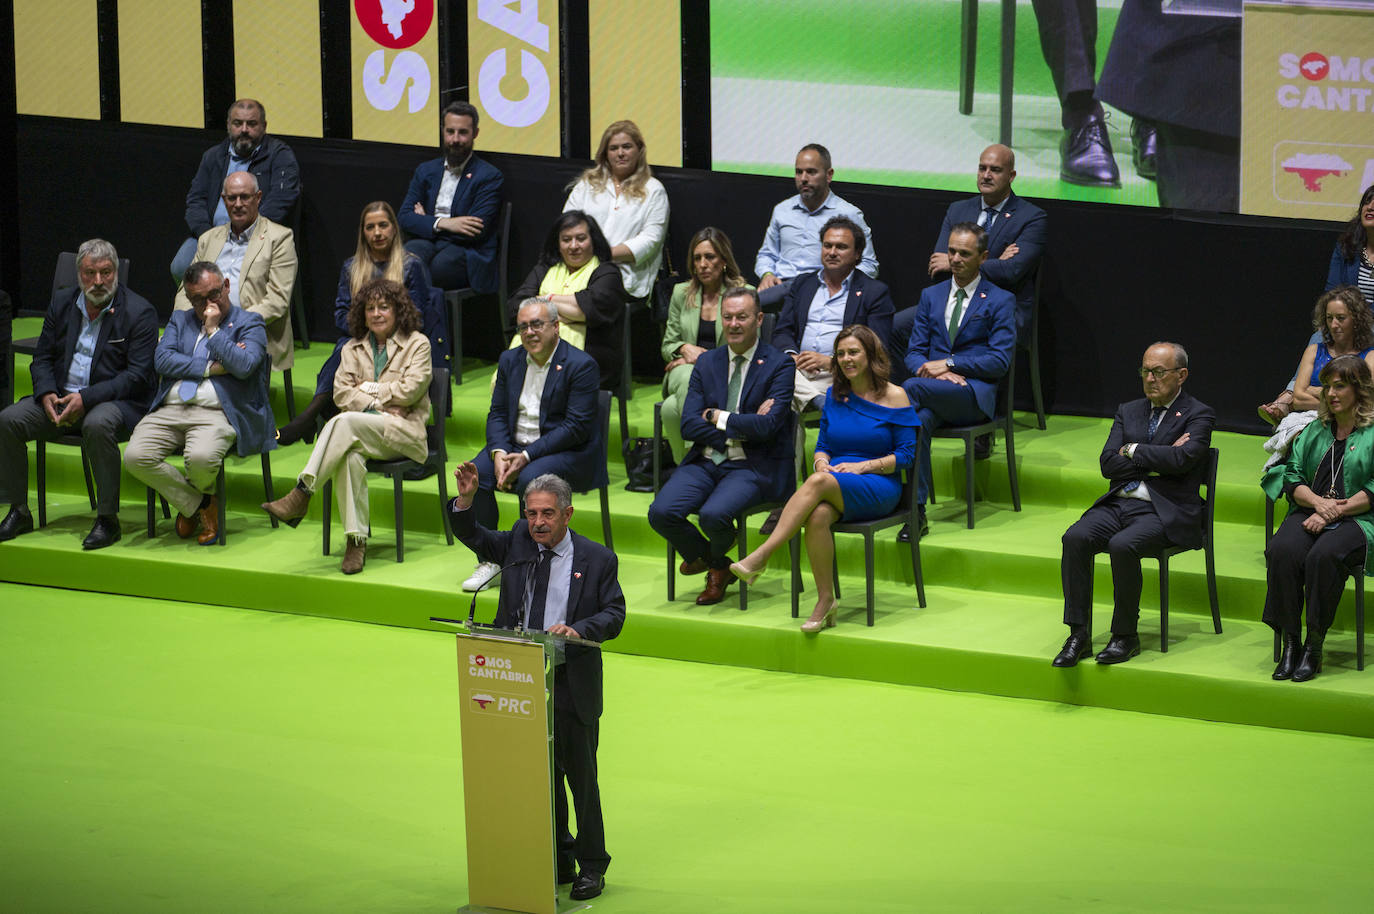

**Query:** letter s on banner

left=478, top=48, right=550, bottom=127
left=363, top=50, right=433, bottom=113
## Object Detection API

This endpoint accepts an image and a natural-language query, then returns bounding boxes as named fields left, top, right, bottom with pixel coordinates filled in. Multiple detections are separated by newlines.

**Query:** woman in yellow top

left=659, top=227, right=748, bottom=463
left=261, top=278, right=432, bottom=575
left=507, top=211, right=627, bottom=390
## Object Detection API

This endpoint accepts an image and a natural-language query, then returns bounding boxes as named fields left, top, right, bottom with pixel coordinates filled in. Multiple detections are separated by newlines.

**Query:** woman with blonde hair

left=563, top=120, right=669, bottom=302
left=278, top=201, right=435, bottom=444
left=262, top=278, right=432, bottom=575
left=1261, top=354, right=1374, bottom=681
left=659, top=227, right=748, bottom=462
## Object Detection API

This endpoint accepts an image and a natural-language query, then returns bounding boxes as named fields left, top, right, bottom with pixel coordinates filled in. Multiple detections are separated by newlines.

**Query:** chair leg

left=161, top=496, right=171, bottom=519
left=958, top=0, right=976, bottom=116
left=737, top=522, right=748, bottom=612
left=791, top=536, right=802, bottom=619
left=262, top=453, right=278, bottom=529
left=393, top=472, right=404, bottom=563
left=1005, top=416, right=1020, bottom=512
left=216, top=465, right=228, bottom=547
left=831, top=547, right=843, bottom=601
left=1029, top=340, right=1046, bottom=431
left=146, top=486, right=156, bottom=537
left=1206, top=542, right=1221, bottom=634
left=617, top=393, right=630, bottom=453
left=36, top=439, right=46, bottom=528
left=283, top=369, right=297, bottom=422
left=964, top=437, right=976, bottom=529
left=80, top=449, right=96, bottom=510
left=322, top=480, right=332, bottom=555
left=864, top=532, right=876, bottom=627
left=437, top=466, right=454, bottom=545
left=911, top=528, right=926, bottom=608
left=450, top=296, right=464, bottom=386
left=666, top=540, right=675, bottom=602
left=1158, top=557, right=1170, bottom=652
left=1357, top=574, right=1365, bottom=671
left=599, top=484, right=613, bottom=551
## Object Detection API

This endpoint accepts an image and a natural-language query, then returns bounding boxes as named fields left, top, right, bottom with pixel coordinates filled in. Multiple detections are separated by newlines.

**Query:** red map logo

left=472, top=693, right=494, bottom=709
left=474, top=654, right=486, bottom=666
left=1299, top=52, right=1329, bottom=81
left=355, top=0, right=434, bottom=49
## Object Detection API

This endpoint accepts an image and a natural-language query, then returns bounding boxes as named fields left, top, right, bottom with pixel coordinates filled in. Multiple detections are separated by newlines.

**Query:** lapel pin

left=1175, top=411, right=1181, bottom=417
left=756, top=358, right=764, bottom=365
left=1003, top=211, right=1011, bottom=219
left=555, top=364, right=563, bottom=370
left=573, top=571, right=582, bottom=579
left=978, top=292, right=986, bottom=298
left=465, top=173, right=472, bottom=179
left=855, top=290, right=862, bottom=296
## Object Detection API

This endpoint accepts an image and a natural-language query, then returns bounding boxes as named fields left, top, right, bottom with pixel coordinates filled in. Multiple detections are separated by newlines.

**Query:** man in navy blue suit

left=901, top=223, right=1016, bottom=538
left=773, top=216, right=894, bottom=413
left=400, top=101, right=505, bottom=293
left=0, top=239, right=158, bottom=549
left=462, top=298, right=601, bottom=592
left=649, top=288, right=795, bottom=605
left=891, top=145, right=1045, bottom=366
left=124, top=262, right=276, bottom=546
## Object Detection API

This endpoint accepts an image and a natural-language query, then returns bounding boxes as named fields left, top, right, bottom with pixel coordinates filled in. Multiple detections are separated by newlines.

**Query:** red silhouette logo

left=474, top=654, right=487, bottom=666
left=1299, top=52, right=1329, bottom=81
left=355, top=0, right=434, bottom=49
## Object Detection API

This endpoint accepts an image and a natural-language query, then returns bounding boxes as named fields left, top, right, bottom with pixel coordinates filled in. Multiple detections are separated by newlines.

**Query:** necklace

left=1324, top=434, right=1349, bottom=498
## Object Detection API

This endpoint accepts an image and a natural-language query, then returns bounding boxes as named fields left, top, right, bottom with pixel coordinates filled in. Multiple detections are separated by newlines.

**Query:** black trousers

left=553, top=664, right=609, bottom=876
left=1030, top=0, right=1099, bottom=122
left=0, top=396, right=129, bottom=515
left=1061, top=498, right=1172, bottom=634
left=1262, top=509, right=1366, bottom=639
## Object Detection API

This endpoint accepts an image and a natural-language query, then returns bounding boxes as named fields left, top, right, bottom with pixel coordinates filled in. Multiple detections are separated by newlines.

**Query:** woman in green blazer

left=1261, top=355, right=1374, bottom=682
left=659, top=227, right=749, bottom=462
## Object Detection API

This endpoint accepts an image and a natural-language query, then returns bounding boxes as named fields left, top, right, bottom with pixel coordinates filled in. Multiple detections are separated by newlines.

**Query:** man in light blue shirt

left=754, top=144, right=879, bottom=310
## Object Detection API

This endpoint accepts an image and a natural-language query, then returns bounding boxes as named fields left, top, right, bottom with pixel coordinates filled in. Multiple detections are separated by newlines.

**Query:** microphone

left=466, top=557, right=535, bottom=629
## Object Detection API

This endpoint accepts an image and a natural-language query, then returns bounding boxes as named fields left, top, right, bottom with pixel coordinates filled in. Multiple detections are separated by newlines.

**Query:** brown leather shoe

left=196, top=497, right=220, bottom=545
left=696, top=567, right=732, bottom=605
left=175, top=510, right=199, bottom=539
left=341, top=536, right=366, bottom=574
left=679, top=557, right=709, bottom=575
left=262, top=484, right=312, bottom=527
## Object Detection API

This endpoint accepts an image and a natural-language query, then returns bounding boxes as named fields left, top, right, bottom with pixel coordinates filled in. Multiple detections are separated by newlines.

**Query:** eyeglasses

left=188, top=287, right=224, bottom=305
left=222, top=193, right=257, bottom=203
left=1138, top=367, right=1182, bottom=380
left=517, top=319, right=553, bottom=333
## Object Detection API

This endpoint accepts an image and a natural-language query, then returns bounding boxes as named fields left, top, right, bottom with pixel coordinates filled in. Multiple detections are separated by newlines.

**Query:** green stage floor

left=2, top=583, right=1372, bottom=913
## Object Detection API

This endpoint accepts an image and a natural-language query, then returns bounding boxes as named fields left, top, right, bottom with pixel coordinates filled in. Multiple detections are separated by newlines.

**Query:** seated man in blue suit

left=890, top=144, right=1046, bottom=372
left=400, top=101, right=505, bottom=293
left=0, top=238, right=158, bottom=550
left=649, top=287, right=795, bottom=605
left=774, top=216, right=894, bottom=413
left=462, top=298, right=601, bottom=592
left=901, top=223, right=1016, bottom=539
left=124, top=262, right=275, bottom=546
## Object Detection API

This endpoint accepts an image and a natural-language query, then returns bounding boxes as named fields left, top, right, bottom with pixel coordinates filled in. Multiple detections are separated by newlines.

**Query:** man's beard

left=84, top=279, right=118, bottom=306
left=231, top=134, right=256, bottom=158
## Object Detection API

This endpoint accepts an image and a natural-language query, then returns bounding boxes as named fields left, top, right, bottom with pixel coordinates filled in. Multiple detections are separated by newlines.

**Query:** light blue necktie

left=178, top=335, right=210, bottom=402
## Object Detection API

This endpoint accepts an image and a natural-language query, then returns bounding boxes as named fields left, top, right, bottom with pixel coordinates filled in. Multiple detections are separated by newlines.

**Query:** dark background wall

left=11, top=115, right=1337, bottom=433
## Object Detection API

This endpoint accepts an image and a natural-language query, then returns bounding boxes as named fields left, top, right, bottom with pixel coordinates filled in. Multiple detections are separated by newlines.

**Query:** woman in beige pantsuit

left=261, top=278, right=431, bottom=573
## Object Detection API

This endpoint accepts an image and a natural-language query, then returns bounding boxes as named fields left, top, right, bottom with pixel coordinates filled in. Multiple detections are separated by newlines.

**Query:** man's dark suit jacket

left=1094, top=391, right=1216, bottom=548
left=31, top=285, right=159, bottom=430
left=904, top=279, right=1016, bottom=420
left=399, top=155, right=505, bottom=294
left=772, top=269, right=895, bottom=356
left=934, top=191, right=1047, bottom=338
left=184, top=136, right=301, bottom=238
left=450, top=508, right=625, bottom=725
left=487, top=339, right=601, bottom=490
left=680, top=340, right=795, bottom=501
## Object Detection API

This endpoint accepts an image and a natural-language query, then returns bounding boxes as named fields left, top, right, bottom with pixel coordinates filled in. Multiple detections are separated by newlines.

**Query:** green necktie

left=948, top=287, right=967, bottom=342
left=712, top=354, right=747, bottom=465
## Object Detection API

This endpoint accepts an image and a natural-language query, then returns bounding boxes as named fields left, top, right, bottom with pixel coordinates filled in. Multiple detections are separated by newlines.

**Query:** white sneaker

left=462, top=561, right=502, bottom=592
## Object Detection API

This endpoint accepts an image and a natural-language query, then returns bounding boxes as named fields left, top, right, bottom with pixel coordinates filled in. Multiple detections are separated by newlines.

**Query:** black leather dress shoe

left=570, top=871, right=604, bottom=900
left=0, top=505, right=34, bottom=542
left=1272, top=632, right=1301, bottom=680
left=1292, top=647, right=1323, bottom=683
left=1060, top=116, right=1121, bottom=187
left=1131, top=118, right=1158, bottom=180
left=896, top=509, right=929, bottom=543
left=1052, top=632, right=1093, bottom=667
left=1095, top=633, right=1141, bottom=664
left=82, top=514, right=122, bottom=550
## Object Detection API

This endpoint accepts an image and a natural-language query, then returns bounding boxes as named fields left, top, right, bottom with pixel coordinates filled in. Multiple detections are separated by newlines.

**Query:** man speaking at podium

left=449, top=467, right=625, bottom=902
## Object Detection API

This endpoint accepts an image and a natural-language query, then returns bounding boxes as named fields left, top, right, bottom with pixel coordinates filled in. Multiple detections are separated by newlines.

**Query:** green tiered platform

left=4, top=318, right=1372, bottom=739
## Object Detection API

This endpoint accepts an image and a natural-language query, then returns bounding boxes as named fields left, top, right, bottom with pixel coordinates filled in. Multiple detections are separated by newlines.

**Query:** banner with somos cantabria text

left=351, top=0, right=440, bottom=146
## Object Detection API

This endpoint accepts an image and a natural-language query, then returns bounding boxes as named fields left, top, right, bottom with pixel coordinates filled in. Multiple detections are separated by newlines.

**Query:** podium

left=451, top=623, right=600, bottom=914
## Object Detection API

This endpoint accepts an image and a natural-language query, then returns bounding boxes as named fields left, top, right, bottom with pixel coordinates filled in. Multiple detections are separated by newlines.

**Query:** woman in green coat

left=659, top=227, right=749, bottom=462
left=1261, top=355, right=1374, bottom=682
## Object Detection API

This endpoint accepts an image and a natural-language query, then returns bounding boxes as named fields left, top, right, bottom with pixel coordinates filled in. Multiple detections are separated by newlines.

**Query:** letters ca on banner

left=467, top=0, right=561, bottom=156
left=1241, top=6, right=1374, bottom=220
left=351, top=0, right=440, bottom=146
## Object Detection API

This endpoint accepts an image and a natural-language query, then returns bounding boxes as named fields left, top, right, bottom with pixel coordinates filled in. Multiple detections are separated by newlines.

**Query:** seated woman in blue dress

left=730, top=325, right=918, bottom=633
left=277, top=201, right=435, bottom=444
left=1259, top=286, right=1374, bottom=424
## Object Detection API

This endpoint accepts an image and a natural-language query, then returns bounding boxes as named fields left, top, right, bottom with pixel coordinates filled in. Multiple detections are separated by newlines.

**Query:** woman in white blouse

left=563, top=120, right=670, bottom=302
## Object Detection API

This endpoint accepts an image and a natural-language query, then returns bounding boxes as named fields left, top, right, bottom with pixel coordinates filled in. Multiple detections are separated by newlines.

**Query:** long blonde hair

left=685, top=227, right=744, bottom=309
left=575, top=120, right=653, bottom=200
left=349, top=201, right=410, bottom=297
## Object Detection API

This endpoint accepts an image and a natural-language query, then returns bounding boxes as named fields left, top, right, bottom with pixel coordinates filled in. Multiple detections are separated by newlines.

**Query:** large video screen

left=710, top=0, right=1374, bottom=221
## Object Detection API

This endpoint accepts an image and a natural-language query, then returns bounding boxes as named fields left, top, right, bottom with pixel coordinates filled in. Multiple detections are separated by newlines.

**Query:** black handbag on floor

left=622, top=437, right=674, bottom=492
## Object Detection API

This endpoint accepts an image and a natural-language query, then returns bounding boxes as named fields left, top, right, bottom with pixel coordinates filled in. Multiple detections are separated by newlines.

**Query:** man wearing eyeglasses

left=174, top=171, right=297, bottom=376
left=124, top=262, right=275, bottom=545
left=1053, top=341, right=1215, bottom=667
left=460, top=298, right=601, bottom=592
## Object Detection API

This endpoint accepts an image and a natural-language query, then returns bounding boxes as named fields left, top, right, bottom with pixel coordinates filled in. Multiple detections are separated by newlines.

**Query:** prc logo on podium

left=469, top=691, right=536, bottom=718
